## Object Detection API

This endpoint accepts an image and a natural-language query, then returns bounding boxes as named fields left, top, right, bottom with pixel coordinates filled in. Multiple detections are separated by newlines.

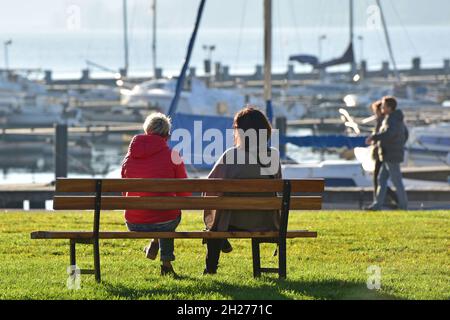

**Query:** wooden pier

left=42, top=56, right=450, bottom=88
left=1, top=124, right=141, bottom=136
left=402, top=166, right=450, bottom=182
left=2, top=107, right=449, bottom=138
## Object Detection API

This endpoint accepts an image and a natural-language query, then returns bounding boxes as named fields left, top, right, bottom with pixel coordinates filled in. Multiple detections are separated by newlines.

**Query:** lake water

left=2, top=25, right=449, bottom=78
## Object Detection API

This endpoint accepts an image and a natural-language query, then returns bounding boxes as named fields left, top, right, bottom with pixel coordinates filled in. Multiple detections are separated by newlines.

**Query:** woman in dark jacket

left=203, top=106, right=281, bottom=274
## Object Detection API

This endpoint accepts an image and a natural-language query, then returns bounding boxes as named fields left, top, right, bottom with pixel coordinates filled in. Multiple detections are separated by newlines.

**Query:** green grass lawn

left=0, top=210, right=448, bottom=300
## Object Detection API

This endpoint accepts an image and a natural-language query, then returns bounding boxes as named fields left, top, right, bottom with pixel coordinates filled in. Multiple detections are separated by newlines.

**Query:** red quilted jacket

left=121, top=134, right=189, bottom=224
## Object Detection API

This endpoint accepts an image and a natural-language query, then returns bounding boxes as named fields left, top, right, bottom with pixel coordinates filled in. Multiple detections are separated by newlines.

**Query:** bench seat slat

left=55, top=178, right=324, bottom=193
left=53, top=196, right=322, bottom=210
left=31, top=230, right=317, bottom=239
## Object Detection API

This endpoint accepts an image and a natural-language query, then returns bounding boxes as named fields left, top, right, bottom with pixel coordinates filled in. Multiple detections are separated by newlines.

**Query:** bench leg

left=93, top=179, right=102, bottom=283
left=278, top=239, right=287, bottom=279
left=70, top=240, right=76, bottom=267
left=93, top=239, right=101, bottom=283
left=68, top=239, right=100, bottom=281
left=251, top=239, right=261, bottom=278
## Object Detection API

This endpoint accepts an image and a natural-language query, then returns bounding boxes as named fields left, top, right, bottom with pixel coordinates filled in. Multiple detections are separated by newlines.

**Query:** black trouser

left=374, top=159, right=399, bottom=205
left=205, top=238, right=225, bottom=272
left=205, top=227, right=241, bottom=272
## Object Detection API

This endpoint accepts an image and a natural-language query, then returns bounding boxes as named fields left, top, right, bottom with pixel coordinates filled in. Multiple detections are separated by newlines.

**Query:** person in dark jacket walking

left=365, top=96, right=408, bottom=210
left=370, top=100, right=398, bottom=206
left=121, top=112, right=190, bottom=277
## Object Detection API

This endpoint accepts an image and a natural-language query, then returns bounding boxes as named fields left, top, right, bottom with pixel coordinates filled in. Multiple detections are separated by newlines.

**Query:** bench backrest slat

left=55, top=178, right=324, bottom=193
left=53, top=196, right=322, bottom=210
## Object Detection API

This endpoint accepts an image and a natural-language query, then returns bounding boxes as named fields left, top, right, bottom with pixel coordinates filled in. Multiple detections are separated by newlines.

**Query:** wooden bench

left=31, top=178, right=324, bottom=282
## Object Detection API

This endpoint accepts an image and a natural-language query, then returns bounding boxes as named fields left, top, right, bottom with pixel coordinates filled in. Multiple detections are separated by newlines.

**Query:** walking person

left=365, top=96, right=409, bottom=210
left=121, top=112, right=190, bottom=277
left=370, top=100, right=398, bottom=207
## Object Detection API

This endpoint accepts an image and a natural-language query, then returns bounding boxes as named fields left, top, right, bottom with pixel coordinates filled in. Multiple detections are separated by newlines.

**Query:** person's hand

left=365, top=136, right=373, bottom=145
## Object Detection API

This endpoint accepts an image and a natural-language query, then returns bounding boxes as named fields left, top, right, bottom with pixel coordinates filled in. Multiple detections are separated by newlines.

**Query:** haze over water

left=1, top=0, right=449, bottom=78
left=2, top=26, right=449, bottom=79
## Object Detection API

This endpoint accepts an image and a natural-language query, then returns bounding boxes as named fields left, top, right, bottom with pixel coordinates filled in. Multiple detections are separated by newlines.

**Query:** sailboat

left=0, top=71, right=81, bottom=127
left=120, top=0, right=305, bottom=120
left=406, top=123, right=450, bottom=166
left=288, top=0, right=398, bottom=78
left=288, top=0, right=356, bottom=74
left=121, top=77, right=305, bottom=119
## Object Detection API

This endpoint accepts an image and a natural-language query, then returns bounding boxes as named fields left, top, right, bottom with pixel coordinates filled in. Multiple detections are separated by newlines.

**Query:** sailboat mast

left=376, top=0, right=400, bottom=81
left=349, top=0, right=354, bottom=44
left=349, top=0, right=356, bottom=75
left=264, top=0, right=273, bottom=122
left=123, top=0, right=129, bottom=76
left=152, top=0, right=157, bottom=77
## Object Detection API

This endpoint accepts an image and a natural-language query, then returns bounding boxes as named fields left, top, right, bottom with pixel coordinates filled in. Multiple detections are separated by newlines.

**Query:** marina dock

left=42, top=56, right=450, bottom=89
left=2, top=105, right=449, bottom=137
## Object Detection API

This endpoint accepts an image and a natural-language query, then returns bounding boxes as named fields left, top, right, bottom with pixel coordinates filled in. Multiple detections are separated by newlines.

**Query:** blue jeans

left=373, top=162, right=408, bottom=210
left=126, top=216, right=181, bottom=262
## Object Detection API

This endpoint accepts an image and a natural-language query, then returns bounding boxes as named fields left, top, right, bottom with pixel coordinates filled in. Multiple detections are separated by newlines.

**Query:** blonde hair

left=143, top=112, right=171, bottom=137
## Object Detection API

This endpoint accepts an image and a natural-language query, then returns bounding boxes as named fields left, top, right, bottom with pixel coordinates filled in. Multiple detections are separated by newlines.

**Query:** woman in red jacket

left=121, top=113, right=189, bottom=277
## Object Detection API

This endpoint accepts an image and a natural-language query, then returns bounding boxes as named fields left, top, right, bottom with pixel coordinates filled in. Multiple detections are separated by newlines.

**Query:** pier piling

left=54, top=123, right=68, bottom=179
left=412, top=57, right=421, bottom=74
left=155, top=67, right=163, bottom=79
left=44, top=70, right=52, bottom=84
left=382, top=61, right=390, bottom=78
left=444, top=59, right=450, bottom=75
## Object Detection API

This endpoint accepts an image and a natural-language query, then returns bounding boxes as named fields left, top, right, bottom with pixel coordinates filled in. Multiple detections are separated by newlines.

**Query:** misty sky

left=0, top=0, right=449, bottom=33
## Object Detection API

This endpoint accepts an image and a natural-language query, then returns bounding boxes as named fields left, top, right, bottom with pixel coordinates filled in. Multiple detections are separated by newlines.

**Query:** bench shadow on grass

left=101, top=276, right=399, bottom=300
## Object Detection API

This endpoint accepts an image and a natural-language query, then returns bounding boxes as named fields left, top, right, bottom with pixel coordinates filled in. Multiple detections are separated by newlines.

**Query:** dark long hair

left=233, top=106, right=272, bottom=165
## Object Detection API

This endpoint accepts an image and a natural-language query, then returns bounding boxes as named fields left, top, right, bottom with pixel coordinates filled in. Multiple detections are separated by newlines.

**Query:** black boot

left=221, top=239, right=233, bottom=253
left=205, top=239, right=222, bottom=274
left=203, top=268, right=217, bottom=275
left=161, top=265, right=179, bottom=279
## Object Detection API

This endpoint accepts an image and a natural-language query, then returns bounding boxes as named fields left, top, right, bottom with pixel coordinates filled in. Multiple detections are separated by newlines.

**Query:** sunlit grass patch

left=0, top=210, right=448, bottom=300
